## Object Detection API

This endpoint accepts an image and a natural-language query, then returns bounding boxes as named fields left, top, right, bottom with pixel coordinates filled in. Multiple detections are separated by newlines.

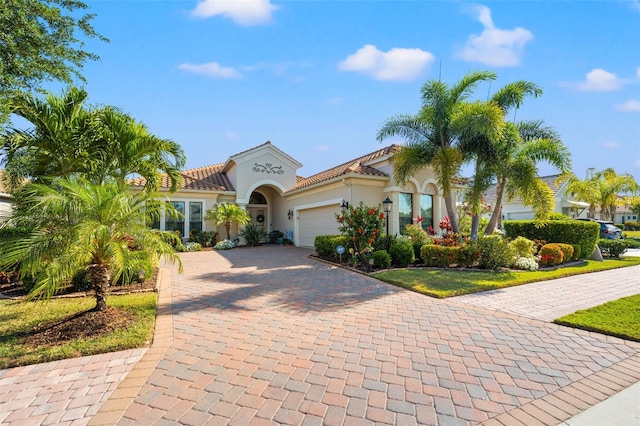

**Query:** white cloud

left=316, top=145, right=329, bottom=152
left=456, top=4, right=533, bottom=67
left=191, top=0, right=277, bottom=26
left=603, top=141, right=620, bottom=149
left=179, top=62, right=242, bottom=79
left=225, top=132, right=240, bottom=140
left=574, top=69, right=622, bottom=91
left=338, top=44, right=434, bottom=81
left=637, top=66, right=640, bottom=79
left=615, top=100, right=640, bottom=112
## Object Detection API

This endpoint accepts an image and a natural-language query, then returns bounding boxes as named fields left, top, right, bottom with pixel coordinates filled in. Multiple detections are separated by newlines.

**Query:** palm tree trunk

left=225, top=220, right=232, bottom=240
left=88, top=264, right=109, bottom=311
left=485, top=179, right=505, bottom=235
left=470, top=214, right=480, bottom=239
left=444, top=192, right=460, bottom=234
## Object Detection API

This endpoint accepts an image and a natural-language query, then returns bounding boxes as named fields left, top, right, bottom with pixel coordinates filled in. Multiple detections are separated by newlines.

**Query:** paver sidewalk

left=454, top=265, right=640, bottom=322
left=92, top=247, right=640, bottom=425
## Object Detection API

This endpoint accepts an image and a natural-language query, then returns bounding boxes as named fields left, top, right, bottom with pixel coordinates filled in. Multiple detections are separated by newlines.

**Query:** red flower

left=369, top=209, right=376, bottom=215
left=379, top=213, right=385, bottom=219
left=358, top=228, right=363, bottom=234
left=338, top=216, right=344, bottom=222
left=368, top=239, right=372, bottom=244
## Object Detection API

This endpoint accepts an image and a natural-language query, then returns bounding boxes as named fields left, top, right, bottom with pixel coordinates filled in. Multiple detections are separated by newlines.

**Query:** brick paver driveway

left=103, top=247, right=639, bottom=425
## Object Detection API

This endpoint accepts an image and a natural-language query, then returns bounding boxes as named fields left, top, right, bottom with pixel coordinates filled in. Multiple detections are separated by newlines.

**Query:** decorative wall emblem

left=253, top=162, right=284, bottom=175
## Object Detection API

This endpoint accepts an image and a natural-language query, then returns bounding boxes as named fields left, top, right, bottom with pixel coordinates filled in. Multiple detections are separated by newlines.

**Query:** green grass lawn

left=0, top=293, right=157, bottom=369
left=374, top=258, right=640, bottom=298
left=555, top=294, right=640, bottom=342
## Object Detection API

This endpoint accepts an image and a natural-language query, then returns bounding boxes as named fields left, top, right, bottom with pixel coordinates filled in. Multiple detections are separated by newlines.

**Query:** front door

left=248, top=207, right=267, bottom=233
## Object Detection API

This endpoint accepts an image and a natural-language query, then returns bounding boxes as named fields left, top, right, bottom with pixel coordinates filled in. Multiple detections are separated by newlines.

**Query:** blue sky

left=59, top=1, right=640, bottom=181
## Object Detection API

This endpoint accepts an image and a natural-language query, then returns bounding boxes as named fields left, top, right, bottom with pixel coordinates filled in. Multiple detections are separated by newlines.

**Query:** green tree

left=460, top=80, right=543, bottom=238
left=0, top=88, right=185, bottom=193
left=0, top=0, right=107, bottom=125
left=377, top=71, right=504, bottom=234
left=484, top=120, right=572, bottom=234
left=0, top=177, right=182, bottom=311
left=205, top=202, right=251, bottom=240
left=565, top=168, right=639, bottom=220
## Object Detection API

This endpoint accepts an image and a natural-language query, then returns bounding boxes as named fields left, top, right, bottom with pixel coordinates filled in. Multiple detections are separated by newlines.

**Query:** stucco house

left=130, top=141, right=459, bottom=247
left=484, top=174, right=589, bottom=221
left=0, top=170, right=14, bottom=222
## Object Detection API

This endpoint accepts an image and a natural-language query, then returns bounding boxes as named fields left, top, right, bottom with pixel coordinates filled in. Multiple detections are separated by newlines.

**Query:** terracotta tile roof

left=130, top=163, right=234, bottom=191
left=293, top=145, right=399, bottom=190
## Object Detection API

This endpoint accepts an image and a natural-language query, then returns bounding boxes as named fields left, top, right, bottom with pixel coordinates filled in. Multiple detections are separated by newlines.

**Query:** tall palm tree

left=565, top=168, right=638, bottom=220
left=205, top=202, right=251, bottom=240
left=460, top=80, right=543, bottom=238
left=483, top=120, right=572, bottom=234
left=377, top=71, right=504, bottom=234
left=0, top=177, right=183, bottom=311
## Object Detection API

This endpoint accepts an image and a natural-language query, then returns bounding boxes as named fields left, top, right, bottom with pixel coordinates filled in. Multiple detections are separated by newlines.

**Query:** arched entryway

left=246, top=190, right=268, bottom=234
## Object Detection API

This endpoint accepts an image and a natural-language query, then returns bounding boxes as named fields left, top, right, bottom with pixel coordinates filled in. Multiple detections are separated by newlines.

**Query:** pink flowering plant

left=336, top=202, right=385, bottom=265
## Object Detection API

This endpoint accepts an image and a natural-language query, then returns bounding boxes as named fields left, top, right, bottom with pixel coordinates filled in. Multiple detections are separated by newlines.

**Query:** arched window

left=249, top=191, right=267, bottom=205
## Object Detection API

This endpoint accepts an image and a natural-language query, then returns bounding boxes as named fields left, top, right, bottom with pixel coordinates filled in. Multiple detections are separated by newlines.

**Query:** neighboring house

left=484, top=174, right=589, bottom=221
left=130, top=141, right=459, bottom=247
left=0, top=170, right=14, bottom=222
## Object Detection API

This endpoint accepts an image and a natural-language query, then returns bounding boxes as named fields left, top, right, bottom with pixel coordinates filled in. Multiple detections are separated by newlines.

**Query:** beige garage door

left=298, top=205, right=340, bottom=247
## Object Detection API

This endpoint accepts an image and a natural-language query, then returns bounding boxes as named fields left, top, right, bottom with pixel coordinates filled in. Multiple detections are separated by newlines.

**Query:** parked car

left=575, top=218, right=623, bottom=239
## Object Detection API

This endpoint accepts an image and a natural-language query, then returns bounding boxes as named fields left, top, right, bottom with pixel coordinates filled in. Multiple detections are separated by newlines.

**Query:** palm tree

left=460, top=80, right=543, bottom=238
left=94, top=107, right=185, bottom=192
left=205, top=202, right=251, bottom=240
left=484, top=120, right=572, bottom=234
left=377, top=71, right=505, bottom=234
left=0, top=87, right=98, bottom=190
left=0, top=177, right=182, bottom=311
left=565, top=168, right=639, bottom=220
left=1, top=88, right=186, bottom=193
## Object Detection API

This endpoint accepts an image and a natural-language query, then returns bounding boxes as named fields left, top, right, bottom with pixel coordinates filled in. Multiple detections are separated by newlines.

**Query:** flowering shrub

left=214, top=239, right=235, bottom=250
left=402, top=224, right=431, bottom=246
left=555, top=243, right=575, bottom=262
left=336, top=202, right=385, bottom=265
left=513, top=257, right=539, bottom=271
left=538, top=244, right=564, bottom=267
left=179, top=242, right=203, bottom=252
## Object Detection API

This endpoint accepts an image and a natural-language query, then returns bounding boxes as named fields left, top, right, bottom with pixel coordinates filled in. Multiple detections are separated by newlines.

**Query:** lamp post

left=383, top=196, right=392, bottom=250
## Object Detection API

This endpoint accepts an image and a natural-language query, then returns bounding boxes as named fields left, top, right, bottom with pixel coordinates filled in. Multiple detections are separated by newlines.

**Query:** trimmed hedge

left=623, top=221, right=639, bottom=231
left=421, top=245, right=460, bottom=268
left=504, top=220, right=598, bottom=260
left=598, top=239, right=629, bottom=258
left=555, top=243, right=575, bottom=262
left=314, top=235, right=348, bottom=259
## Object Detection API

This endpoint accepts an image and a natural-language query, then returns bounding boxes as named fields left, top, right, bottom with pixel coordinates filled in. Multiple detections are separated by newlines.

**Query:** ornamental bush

left=421, top=245, right=459, bottom=267
left=555, top=243, right=574, bottom=262
left=372, top=250, right=391, bottom=269
left=180, top=242, right=203, bottom=252
left=513, top=257, right=539, bottom=271
left=539, top=243, right=564, bottom=267
left=314, top=235, right=348, bottom=259
left=509, top=236, right=536, bottom=259
left=598, top=239, right=629, bottom=258
left=389, top=239, right=415, bottom=267
left=623, top=221, right=639, bottom=231
left=214, top=239, right=235, bottom=250
left=504, top=220, right=598, bottom=260
left=336, top=202, right=385, bottom=265
left=240, top=224, right=267, bottom=247
left=457, top=244, right=481, bottom=267
left=475, top=235, right=513, bottom=270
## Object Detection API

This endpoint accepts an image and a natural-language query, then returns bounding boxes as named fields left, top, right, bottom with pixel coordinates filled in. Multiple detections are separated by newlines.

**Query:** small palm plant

left=0, top=177, right=183, bottom=311
left=205, top=202, right=251, bottom=240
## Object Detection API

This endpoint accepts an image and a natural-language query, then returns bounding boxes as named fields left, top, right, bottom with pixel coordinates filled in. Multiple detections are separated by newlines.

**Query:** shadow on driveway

left=169, top=246, right=401, bottom=314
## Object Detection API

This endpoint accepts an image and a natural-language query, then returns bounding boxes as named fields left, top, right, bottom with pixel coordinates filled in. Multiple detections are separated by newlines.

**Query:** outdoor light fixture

left=288, top=210, right=293, bottom=220
left=340, top=200, right=349, bottom=211
left=137, top=270, right=145, bottom=282
left=382, top=196, right=393, bottom=250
